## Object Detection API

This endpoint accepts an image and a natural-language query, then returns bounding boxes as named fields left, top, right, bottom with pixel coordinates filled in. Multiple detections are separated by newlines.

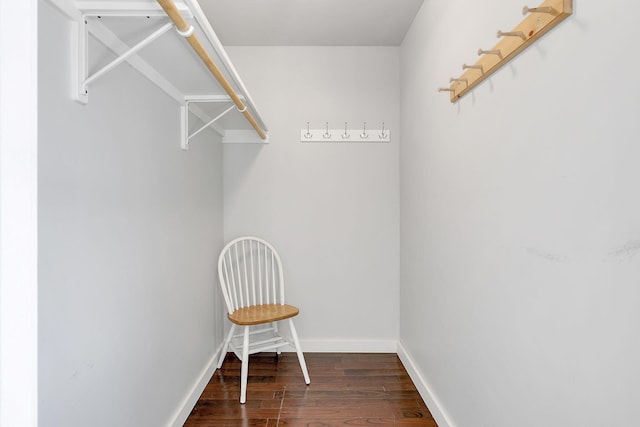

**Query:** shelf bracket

left=71, top=17, right=89, bottom=103
left=84, top=22, right=173, bottom=88
left=182, top=96, right=253, bottom=150
left=182, top=100, right=235, bottom=150
left=69, top=1, right=192, bottom=104
left=73, top=17, right=174, bottom=103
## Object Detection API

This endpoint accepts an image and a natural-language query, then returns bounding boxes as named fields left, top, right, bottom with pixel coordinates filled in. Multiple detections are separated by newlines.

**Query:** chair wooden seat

left=228, top=304, right=299, bottom=325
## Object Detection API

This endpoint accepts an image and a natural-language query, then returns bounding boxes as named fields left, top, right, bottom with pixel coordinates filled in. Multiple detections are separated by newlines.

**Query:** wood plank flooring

left=184, top=352, right=438, bottom=426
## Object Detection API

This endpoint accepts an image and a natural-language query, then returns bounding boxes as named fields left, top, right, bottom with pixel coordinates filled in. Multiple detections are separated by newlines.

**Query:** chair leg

left=240, top=325, right=250, bottom=404
left=273, top=322, right=282, bottom=355
left=288, top=318, right=310, bottom=384
left=217, top=323, right=236, bottom=369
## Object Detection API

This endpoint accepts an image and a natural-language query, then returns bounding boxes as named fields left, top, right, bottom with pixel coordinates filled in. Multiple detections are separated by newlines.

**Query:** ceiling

left=198, top=0, right=424, bottom=46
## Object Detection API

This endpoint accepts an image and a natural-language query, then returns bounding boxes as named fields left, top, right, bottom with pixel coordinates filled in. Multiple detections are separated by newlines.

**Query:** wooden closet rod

left=155, top=0, right=267, bottom=140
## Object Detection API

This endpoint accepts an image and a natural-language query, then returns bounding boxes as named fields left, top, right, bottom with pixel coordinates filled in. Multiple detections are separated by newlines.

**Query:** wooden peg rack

left=443, top=0, right=572, bottom=103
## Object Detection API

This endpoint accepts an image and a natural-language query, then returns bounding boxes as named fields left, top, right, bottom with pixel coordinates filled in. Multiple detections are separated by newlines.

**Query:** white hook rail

left=301, top=122, right=390, bottom=143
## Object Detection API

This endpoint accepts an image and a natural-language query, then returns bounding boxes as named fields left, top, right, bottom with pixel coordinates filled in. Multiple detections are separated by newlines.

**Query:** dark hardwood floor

left=184, top=352, right=438, bottom=426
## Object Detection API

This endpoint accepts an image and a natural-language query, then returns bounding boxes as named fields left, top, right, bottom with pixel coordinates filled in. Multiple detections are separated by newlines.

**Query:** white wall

left=0, top=1, right=38, bottom=425
left=38, top=2, right=225, bottom=426
left=400, top=1, right=640, bottom=426
left=223, top=47, right=400, bottom=351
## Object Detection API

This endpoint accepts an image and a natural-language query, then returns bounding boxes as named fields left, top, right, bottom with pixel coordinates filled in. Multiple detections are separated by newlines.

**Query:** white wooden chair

left=216, top=236, right=310, bottom=403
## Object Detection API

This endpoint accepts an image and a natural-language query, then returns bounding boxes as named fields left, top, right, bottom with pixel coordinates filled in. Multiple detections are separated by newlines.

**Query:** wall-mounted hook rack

left=439, top=0, right=573, bottom=103
left=301, top=122, right=390, bottom=143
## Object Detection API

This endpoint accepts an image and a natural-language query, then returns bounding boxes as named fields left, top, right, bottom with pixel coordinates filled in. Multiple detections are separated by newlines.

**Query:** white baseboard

left=397, top=341, right=455, bottom=427
left=290, top=339, right=399, bottom=353
left=168, top=344, right=222, bottom=427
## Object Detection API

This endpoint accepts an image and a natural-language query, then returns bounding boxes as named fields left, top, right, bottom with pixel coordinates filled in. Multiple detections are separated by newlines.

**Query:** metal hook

left=497, top=30, right=526, bottom=39
left=477, top=48, right=503, bottom=58
left=438, top=87, right=455, bottom=92
left=523, top=5, right=554, bottom=14
left=342, top=122, right=350, bottom=139
left=323, top=122, right=331, bottom=139
left=462, top=63, right=484, bottom=72
left=304, top=122, right=312, bottom=139
left=360, top=122, right=369, bottom=139
left=379, top=122, right=388, bottom=139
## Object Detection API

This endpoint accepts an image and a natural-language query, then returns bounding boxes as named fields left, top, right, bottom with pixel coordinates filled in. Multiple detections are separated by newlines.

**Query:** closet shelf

left=48, top=0, right=269, bottom=146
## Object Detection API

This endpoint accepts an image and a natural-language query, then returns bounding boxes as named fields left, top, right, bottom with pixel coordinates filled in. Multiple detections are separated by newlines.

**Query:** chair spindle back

left=218, top=237, right=285, bottom=314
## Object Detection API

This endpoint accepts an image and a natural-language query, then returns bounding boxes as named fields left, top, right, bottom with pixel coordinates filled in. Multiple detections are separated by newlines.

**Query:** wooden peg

left=450, top=77, right=469, bottom=84
left=523, top=6, right=554, bottom=14
left=438, top=88, right=455, bottom=93
left=477, top=48, right=503, bottom=58
left=462, top=64, right=484, bottom=72
left=497, top=30, right=526, bottom=39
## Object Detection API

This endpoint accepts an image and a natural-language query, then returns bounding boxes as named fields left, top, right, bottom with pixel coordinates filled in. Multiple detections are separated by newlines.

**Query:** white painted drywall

left=400, top=1, right=640, bottom=426
left=223, top=47, right=400, bottom=351
left=0, top=0, right=38, bottom=425
left=38, top=2, right=224, bottom=426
